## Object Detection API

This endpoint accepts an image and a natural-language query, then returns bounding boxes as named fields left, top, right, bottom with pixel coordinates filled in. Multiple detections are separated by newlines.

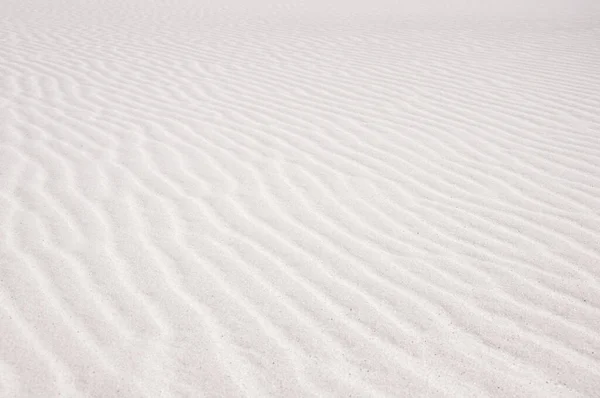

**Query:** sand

left=1, top=0, right=600, bottom=396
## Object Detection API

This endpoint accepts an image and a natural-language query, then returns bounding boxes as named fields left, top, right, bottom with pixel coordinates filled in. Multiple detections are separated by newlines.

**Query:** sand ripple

left=1, top=0, right=600, bottom=396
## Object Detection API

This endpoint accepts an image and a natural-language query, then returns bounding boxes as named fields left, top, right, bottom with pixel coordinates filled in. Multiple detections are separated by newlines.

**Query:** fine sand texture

left=1, top=0, right=600, bottom=396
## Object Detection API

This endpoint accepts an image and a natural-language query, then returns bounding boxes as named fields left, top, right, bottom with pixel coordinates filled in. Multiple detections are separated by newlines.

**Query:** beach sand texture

left=1, top=0, right=600, bottom=396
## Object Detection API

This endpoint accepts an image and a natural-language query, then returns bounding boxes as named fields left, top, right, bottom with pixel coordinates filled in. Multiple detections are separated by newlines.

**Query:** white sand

left=1, top=0, right=600, bottom=396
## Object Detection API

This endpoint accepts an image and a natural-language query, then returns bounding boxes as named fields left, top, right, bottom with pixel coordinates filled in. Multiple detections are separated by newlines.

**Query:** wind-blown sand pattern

left=1, top=0, right=600, bottom=396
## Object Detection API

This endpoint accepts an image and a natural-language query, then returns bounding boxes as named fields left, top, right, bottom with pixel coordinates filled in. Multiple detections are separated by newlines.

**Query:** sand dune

left=1, top=0, right=600, bottom=396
